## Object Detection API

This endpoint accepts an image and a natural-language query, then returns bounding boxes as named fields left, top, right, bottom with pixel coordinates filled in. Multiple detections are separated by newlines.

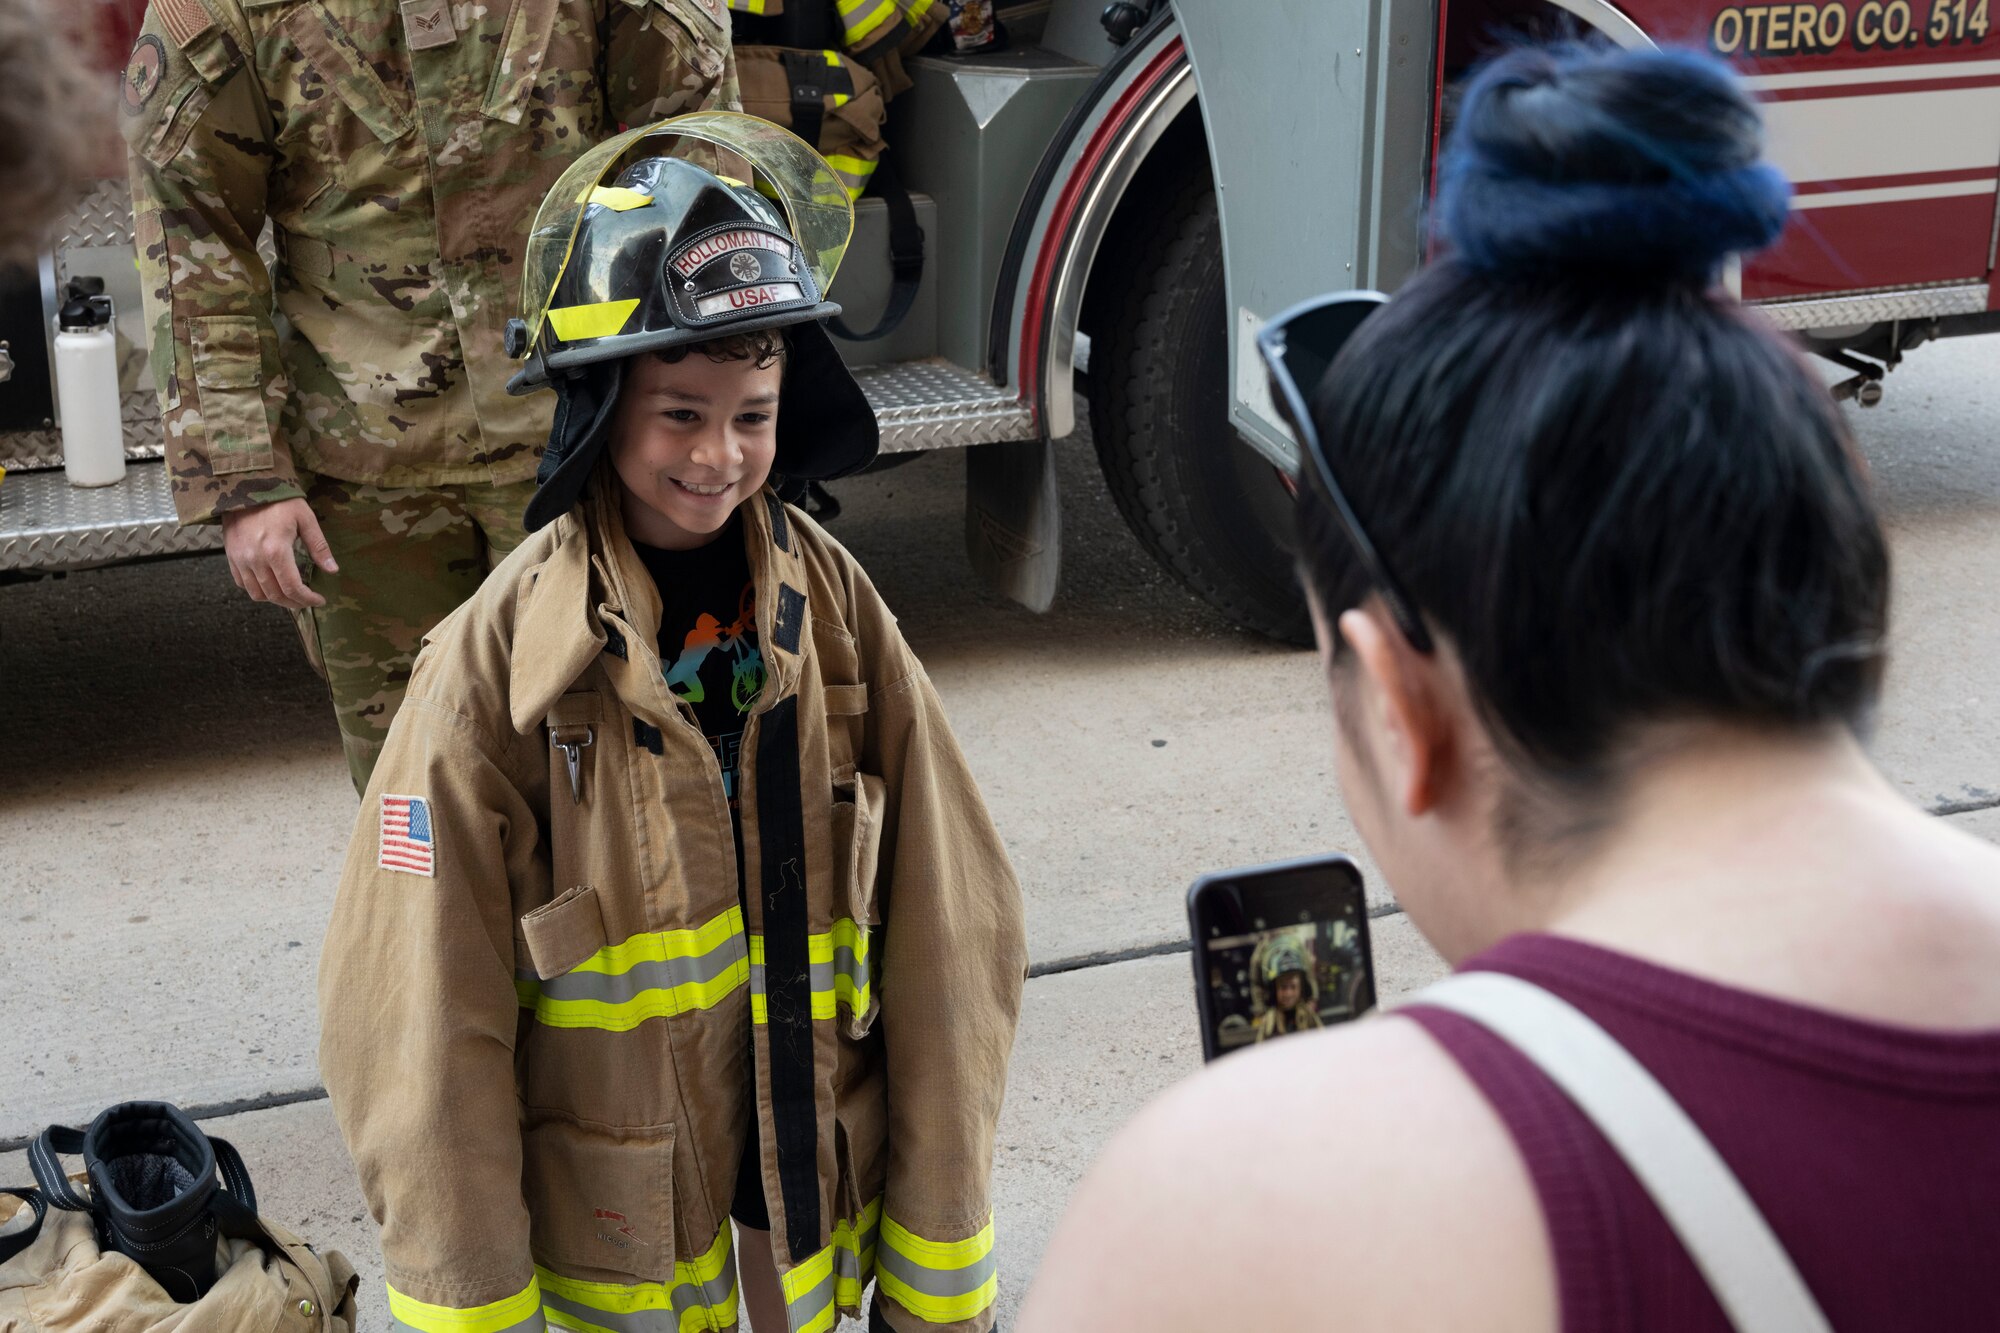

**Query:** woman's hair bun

left=1437, top=44, right=1792, bottom=282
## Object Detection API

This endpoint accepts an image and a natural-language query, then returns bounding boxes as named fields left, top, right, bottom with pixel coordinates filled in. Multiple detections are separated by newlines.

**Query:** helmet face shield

left=517, top=113, right=854, bottom=375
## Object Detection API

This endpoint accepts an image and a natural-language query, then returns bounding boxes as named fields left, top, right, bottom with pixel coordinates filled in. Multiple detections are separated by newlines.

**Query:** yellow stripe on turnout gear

left=748, top=919, right=872, bottom=1024
left=515, top=907, right=749, bottom=1031
left=875, top=1213, right=999, bottom=1326
left=388, top=1278, right=546, bottom=1333
left=781, top=1198, right=883, bottom=1333
left=838, top=0, right=898, bottom=45
left=536, top=1223, right=737, bottom=1333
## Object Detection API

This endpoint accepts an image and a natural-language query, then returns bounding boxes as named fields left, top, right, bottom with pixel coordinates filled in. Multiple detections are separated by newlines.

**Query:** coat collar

left=509, top=472, right=812, bottom=734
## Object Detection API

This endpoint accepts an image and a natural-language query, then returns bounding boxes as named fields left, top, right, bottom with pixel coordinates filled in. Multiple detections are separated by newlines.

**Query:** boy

left=319, top=120, right=1028, bottom=1333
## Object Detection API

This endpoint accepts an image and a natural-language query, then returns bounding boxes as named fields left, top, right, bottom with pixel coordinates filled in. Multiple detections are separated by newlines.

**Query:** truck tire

left=1089, top=181, right=1311, bottom=645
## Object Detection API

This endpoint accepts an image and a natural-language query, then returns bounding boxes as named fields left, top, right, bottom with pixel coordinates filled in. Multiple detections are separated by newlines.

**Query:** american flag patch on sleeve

left=379, top=794, right=436, bottom=877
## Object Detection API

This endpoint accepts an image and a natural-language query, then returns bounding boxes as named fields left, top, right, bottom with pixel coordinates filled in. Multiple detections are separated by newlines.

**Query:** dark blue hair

left=1439, top=44, right=1791, bottom=280
left=1298, top=43, right=1887, bottom=859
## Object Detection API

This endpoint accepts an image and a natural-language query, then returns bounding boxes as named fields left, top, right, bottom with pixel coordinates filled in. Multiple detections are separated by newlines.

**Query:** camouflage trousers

left=295, top=469, right=538, bottom=794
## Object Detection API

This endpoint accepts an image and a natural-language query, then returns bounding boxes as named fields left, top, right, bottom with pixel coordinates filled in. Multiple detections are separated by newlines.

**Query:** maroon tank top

left=1404, top=934, right=2000, bottom=1332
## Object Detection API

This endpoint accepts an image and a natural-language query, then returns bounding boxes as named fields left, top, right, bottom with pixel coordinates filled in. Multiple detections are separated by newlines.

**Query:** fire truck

left=2, top=0, right=1994, bottom=643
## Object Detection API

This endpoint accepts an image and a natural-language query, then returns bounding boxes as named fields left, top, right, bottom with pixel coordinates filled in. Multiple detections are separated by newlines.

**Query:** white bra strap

left=1407, top=970, right=1835, bottom=1333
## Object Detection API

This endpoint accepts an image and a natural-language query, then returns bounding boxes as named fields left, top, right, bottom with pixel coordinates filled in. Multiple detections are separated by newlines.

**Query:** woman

left=1018, top=43, right=2000, bottom=1332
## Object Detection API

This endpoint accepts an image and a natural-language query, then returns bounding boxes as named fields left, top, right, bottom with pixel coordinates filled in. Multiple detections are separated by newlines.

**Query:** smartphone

left=1187, top=853, right=1375, bottom=1061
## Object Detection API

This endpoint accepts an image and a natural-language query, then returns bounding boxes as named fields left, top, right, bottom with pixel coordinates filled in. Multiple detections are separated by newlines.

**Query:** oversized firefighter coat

left=319, top=475, right=1029, bottom=1333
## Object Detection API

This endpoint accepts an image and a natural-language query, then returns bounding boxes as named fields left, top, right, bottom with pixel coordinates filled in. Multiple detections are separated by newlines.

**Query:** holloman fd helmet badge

left=730, top=251, right=763, bottom=283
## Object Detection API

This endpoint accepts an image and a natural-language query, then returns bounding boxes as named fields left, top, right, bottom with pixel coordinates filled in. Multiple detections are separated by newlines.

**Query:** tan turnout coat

left=319, top=477, right=1028, bottom=1333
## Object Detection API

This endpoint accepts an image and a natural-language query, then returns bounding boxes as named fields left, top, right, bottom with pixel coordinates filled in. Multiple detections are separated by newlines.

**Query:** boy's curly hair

left=652, top=327, right=788, bottom=370
left=0, top=0, right=101, bottom=264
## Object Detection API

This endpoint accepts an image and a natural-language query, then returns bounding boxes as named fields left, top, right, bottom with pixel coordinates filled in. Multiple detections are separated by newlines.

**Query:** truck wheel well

left=1075, top=105, right=1211, bottom=385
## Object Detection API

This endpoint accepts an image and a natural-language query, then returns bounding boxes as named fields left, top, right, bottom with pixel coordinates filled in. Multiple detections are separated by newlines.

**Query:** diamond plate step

left=0, top=361, right=1037, bottom=574
left=856, top=359, right=1035, bottom=454
left=0, top=461, right=218, bottom=575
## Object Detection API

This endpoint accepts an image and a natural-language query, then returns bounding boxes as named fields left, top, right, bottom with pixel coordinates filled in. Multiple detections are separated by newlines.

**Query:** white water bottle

left=56, top=290, right=125, bottom=488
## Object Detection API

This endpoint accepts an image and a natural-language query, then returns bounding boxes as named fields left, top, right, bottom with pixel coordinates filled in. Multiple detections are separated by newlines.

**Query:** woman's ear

left=1338, top=605, right=1455, bottom=817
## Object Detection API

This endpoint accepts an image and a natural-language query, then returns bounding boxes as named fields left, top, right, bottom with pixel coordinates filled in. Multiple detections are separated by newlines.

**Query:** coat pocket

left=189, top=315, right=274, bottom=473
left=830, top=768, right=886, bottom=1039
left=521, top=1112, right=676, bottom=1282
left=519, top=885, right=608, bottom=980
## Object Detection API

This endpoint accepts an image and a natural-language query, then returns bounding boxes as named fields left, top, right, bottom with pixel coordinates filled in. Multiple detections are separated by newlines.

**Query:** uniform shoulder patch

left=122, top=34, right=168, bottom=114
left=379, top=794, right=437, bottom=877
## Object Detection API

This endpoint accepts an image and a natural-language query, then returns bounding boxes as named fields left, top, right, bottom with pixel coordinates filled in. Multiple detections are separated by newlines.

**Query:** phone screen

left=1187, top=855, right=1375, bottom=1060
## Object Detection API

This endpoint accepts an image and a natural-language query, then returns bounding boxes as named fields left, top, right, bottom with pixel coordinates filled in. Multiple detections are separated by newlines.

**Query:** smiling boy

left=319, top=122, right=1028, bottom=1333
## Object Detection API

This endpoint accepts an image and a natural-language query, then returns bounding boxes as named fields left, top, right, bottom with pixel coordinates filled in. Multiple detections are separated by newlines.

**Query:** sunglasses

left=1256, top=290, right=1434, bottom=654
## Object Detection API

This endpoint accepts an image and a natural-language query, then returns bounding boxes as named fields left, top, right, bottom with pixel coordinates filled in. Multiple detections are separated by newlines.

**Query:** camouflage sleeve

left=122, top=4, right=301, bottom=526
left=605, top=0, right=742, bottom=125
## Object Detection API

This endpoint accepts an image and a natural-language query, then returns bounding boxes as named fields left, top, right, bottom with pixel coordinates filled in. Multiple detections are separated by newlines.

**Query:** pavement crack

left=1932, top=793, right=2000, bottom=817
left=1027, top=903, right=1406, bottom=980
left=0, top=1087, right=330, bottom=1154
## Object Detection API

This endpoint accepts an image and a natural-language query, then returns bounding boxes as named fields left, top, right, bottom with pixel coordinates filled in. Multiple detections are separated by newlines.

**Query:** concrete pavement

left=1, top=335, right=1995, bottom=1326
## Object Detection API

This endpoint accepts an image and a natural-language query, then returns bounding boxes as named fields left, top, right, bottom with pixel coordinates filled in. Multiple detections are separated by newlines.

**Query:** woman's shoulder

left=1018, top=1012, right=1555, bottom=1333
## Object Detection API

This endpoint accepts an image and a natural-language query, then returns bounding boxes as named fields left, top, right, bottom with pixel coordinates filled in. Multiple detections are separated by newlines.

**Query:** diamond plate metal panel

left=58, top=178, right=139, bottom=253
left=0, top=460, right=215, bottom=573
left=1754, top=282, right=1990, bottom=331
left=854, top=359, right=1037, bottom=454
left=0, top=388, right=165, bottom=471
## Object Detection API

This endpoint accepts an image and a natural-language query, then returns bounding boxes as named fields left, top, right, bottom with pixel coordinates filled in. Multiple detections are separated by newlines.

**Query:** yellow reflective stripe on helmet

left=747, top=921, right=871, bottom=1024
left=781, top=1198, right=882, bottom=1333
left=580, top=185, right=655, bottom=211
left=388, top=1278, right=546, bottom=1333
left=545, top=298, right=640, bottom=342
left=516, top=908, right=749, bottom=1031
left=875, top=1213, right=998, bottom=1326
left=838, top=0, right=898, bottom=45
left=536, top=1222, right=737, bottom=1333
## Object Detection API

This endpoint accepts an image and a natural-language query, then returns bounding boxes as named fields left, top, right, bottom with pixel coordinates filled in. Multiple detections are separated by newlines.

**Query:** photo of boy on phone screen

left=1204, top=917, right=1369, bottom=1053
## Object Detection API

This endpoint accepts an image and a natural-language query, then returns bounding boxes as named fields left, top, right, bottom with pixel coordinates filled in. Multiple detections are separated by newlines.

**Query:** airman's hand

left=220, top=497, right=338, bottom=610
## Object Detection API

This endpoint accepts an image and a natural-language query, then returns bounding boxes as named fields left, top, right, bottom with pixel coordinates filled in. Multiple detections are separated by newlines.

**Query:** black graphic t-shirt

left=633, top=516, right=765, bottom=816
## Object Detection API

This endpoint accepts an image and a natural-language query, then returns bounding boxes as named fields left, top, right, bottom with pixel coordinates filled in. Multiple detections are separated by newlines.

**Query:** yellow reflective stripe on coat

left=837, top=0, right=898, bottom=46
left=545, top=298, right=640, bottom=342
left=537, top=1223, right=736, bottom=1333
left=823, top=154, right=876, bottom=202
left=747, top=919, right=871, bottom=1024
left=388, top=1278, right=546, bottom=1333
left=781, top=1198, right=882, bottom=1333
left=516, top=908, right=749, bottom=1031
left=875, top=1213, right=998, bottom=1326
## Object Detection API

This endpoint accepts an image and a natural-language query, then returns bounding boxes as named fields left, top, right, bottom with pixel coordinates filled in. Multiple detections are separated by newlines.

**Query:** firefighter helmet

left=1260, top=942, right=1311, bottom=986
left=511, top=113, right=878, bottom=531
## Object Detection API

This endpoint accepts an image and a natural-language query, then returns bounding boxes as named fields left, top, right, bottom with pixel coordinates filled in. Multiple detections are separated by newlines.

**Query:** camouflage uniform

left=122, top=0, right=740, bottom=789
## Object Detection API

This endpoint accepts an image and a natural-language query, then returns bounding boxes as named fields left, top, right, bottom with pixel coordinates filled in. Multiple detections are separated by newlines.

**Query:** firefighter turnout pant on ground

left=293, top=469, right=538, bottom=794
left=319, top=479, right=1029, bottom=1333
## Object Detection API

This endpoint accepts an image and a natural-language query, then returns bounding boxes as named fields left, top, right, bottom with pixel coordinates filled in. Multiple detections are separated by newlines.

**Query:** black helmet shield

left=517, top=146, right=878, bottom=532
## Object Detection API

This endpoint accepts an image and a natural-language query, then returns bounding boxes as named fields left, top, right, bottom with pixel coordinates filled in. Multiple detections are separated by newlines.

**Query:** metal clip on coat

left=551, top=725, right=593, bottom=803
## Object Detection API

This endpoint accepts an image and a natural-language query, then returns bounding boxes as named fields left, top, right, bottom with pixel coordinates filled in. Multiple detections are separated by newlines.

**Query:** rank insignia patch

left=379, top=794, right=436, bottom=877
left=123, top=35, right=165, bottom=115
